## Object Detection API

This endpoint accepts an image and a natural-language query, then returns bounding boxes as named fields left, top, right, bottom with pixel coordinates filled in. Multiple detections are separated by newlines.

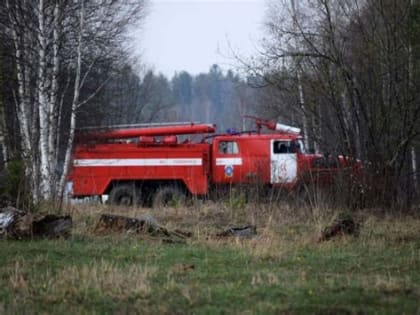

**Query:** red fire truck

left=68, top=118, right=360, bottom=206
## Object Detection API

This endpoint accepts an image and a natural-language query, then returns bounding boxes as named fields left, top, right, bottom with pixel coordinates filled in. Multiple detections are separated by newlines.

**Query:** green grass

left=0, top=204, right=419, bottom=314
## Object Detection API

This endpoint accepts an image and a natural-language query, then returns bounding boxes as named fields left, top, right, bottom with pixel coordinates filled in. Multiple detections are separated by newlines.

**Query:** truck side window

left=219, top=141, right=239, bottom=154
left=273, top=140, right=292, bottom=154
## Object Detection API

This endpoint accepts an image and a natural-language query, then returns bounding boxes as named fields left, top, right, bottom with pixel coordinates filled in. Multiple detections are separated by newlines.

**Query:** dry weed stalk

left=251, top=271, right=280, bottom=286
left=8, top=261, right=29, bottom=294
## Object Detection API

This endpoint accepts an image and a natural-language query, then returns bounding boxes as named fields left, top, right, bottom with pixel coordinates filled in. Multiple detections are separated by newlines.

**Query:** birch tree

left=2, top=0, right=147, bottom=202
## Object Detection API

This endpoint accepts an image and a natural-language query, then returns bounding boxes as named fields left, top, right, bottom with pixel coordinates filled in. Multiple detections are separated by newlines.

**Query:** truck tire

left=152, top=186, right=186, bottom=208
left=109, top=184, right=138, bottom=206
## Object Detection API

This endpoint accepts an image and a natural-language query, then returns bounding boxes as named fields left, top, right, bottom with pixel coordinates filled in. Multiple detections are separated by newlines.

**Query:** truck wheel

left=109, top=184, right=137, bottom=206
left=153, top=186, right=186, bottom=208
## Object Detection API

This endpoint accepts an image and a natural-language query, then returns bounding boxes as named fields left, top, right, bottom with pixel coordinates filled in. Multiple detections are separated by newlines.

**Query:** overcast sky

left=136, top=0, right=266, bottom=77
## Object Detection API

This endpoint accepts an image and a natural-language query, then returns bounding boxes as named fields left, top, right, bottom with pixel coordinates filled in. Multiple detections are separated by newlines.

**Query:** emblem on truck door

left=224, top=165, right=234, bottom=177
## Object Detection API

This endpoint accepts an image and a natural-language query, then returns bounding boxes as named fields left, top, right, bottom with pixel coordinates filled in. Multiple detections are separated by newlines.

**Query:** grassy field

left=0, top=202, right=419, bottom=314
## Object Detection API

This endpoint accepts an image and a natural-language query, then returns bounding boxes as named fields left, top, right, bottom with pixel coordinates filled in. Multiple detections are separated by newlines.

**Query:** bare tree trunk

left=291, top=0, right=309, bottom=150
left=48, top=2, right=61, bottom=199
left=6, top=0, right=39, bottom=201
left=410, top=146, right=418, bottom=190
left=37, top=0, right=53, bottom=199
left=7, top=0, right=32, bottom=157
left=297, top=71, right=309, bottom=148
left=408, top=0, right=418, bottom=193
left=58, top=0, right=85, bottom=199
left=0, top=103, right=7, bottom=164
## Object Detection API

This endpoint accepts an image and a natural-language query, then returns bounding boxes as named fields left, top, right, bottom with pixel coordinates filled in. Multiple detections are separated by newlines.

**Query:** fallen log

left=95, top=214, right=168, bottom=235
left=95, top=213, right=190, bottom=242
left=0, top=207, right=72, bottom=239
left=33, top=215, right=72, bottom=238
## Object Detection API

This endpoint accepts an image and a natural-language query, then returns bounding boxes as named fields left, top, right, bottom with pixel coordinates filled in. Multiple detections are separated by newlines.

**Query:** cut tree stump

left=319, top=214, right=360, bottom=241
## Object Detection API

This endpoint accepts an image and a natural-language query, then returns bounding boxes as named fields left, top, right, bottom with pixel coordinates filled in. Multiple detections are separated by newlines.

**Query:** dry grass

left=68, top=199, right=311, bottom=226
left=64, top=200, right=387, bottom=255
left=9, top=259, right=157, bottom=303
left=2, top=199, right=420, bottom=314
left=65, top=199, right=420, bottom=247
left=65, top=200, right=325, bottom=269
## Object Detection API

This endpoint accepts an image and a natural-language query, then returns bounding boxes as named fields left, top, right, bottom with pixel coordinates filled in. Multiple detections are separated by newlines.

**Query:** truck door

left=212, top=139, right=242, bottom=183
left=271, top=139, right=297, bottom=184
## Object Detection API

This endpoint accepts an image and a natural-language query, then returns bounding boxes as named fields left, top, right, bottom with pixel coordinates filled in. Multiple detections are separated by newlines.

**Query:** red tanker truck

left=67, top=118, right=360, bottom=206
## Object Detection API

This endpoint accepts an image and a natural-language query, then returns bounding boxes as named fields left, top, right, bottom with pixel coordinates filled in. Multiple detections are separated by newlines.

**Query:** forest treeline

left=0, top=0, right=419, bottom=209
left=77, top=64, right=258, bottom=134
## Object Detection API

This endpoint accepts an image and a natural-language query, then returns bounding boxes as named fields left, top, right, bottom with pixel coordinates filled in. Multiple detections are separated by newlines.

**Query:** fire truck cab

left=211, top=133, right=304, bottom=187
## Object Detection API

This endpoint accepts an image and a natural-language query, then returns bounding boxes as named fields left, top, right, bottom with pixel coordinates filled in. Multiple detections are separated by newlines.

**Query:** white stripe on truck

left=73, top=158, right=203, bottom=167
left=215, top=158, right=243, bottom=166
